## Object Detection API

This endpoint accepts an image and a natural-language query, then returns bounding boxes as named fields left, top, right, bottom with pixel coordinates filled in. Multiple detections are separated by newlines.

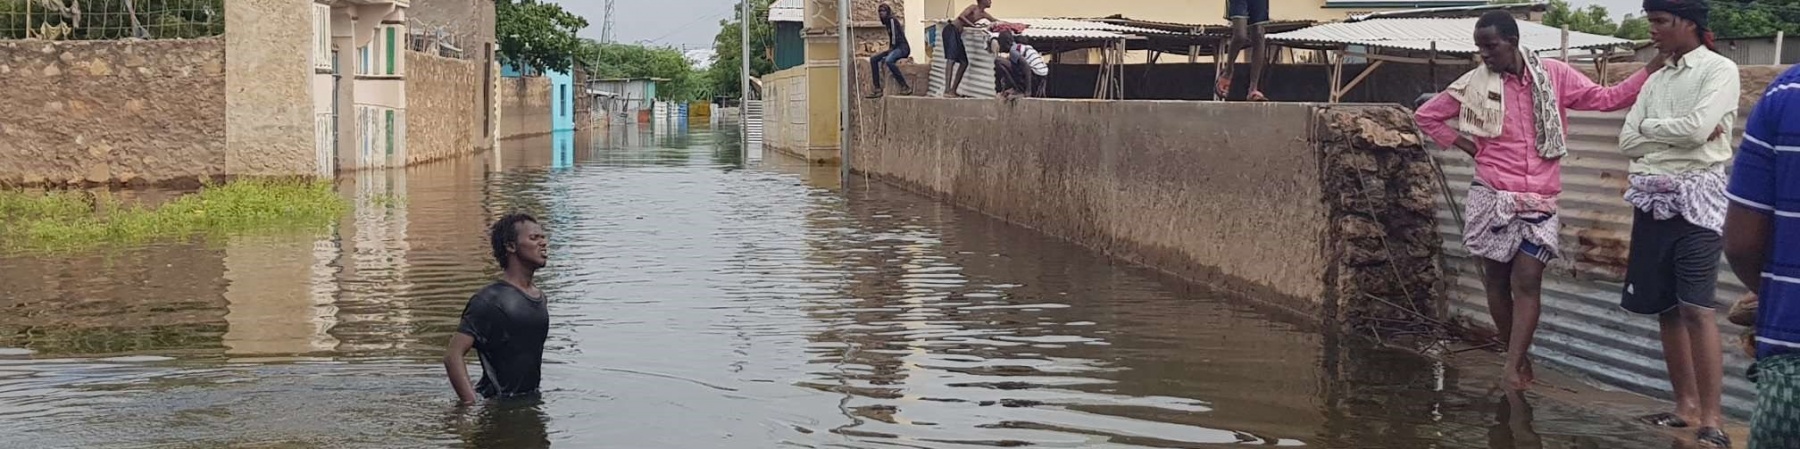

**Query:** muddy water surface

left=0, top=126, right=1678, bottom=448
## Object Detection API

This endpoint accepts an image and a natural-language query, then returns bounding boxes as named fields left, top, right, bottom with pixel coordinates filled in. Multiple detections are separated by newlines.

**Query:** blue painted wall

left=549, top=68, right=575, bottom=132
left=502, top=62, right=576, bottom=132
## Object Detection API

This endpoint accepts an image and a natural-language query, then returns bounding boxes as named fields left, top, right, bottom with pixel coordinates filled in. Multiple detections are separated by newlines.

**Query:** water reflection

left=0, top=123, right=1685, bottom=448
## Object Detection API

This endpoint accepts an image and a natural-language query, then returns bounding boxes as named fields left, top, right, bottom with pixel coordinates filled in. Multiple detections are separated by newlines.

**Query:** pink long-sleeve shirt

left=1415, top=59, right=1649, bottom=196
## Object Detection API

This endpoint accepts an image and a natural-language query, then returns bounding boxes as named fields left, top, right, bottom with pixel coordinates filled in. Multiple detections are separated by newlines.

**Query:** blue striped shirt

left=1735, top=66, right=1800, bottom=359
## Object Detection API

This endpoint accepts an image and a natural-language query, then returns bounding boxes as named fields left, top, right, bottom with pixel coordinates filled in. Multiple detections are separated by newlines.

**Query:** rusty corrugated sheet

left=1429, top=110, right=1756, bottom=419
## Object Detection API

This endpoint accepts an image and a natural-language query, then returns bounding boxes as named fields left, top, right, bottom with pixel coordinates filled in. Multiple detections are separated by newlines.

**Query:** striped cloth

left=1463, top=182, right=1562, bottom=263
left=1623, top=165, right=1729, bottom=234
left=1011, top=43, right=1047, bottom=76
left=1733, top=65, right=1800, bottom=360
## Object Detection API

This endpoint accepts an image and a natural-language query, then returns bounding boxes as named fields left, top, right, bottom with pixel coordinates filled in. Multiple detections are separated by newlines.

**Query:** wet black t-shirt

left=457, top=282, right=549, bottom=399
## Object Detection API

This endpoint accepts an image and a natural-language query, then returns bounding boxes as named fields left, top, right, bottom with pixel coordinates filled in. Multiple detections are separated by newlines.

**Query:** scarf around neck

left=1444, top=45, right=1567, bottom=160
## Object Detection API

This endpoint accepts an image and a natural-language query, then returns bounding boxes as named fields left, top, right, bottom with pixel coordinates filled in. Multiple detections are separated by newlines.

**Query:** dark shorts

left=1226, top=0, right=1271, bottom=25
left=1621, top=209, right=1722, bottom=314
left=943, top=24, right=968, bottom=64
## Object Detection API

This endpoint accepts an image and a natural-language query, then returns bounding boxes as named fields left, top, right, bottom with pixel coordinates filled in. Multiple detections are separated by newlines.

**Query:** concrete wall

left=405, top=52, right=486, bottom=164
left=225, top=0, right=318, bottom=177
left=762, top=67, right=814, bottom=160
left=0, top=39, right=226, bottom=187
left=852, top=97, right=1441, bottom=320
left=499, top=75, right=552, bottom=139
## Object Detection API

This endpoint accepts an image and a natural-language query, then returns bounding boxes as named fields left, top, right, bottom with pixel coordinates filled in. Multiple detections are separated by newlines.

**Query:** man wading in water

left=1415, top=11, right=1655, bottom=391
left=445, top=213, right=551, bottom=404
left=1616, top=1, right=1736, bottom=446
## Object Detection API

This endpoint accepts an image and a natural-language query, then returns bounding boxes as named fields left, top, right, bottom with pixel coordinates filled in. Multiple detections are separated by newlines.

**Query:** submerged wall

left=406, top=52, right=488, bottom=164
left=852, top=97, right=1441, bottom=321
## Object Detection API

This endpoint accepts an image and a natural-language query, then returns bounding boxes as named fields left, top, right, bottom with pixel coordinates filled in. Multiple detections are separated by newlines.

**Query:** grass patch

left=0, top=179, right=348, bottom=253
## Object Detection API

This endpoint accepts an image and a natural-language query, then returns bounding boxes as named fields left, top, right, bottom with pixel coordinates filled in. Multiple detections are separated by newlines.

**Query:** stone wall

left=406, top=52, right=487, bottom=164
left=499, top=75, right=552, bottom=139
left=407, top=0, right=497, bottom=57
left=0, top=38, right=226, bottom=187
left=852, top=97, right=1441, bottom=323
left=224, top=0, right=317, bottom=176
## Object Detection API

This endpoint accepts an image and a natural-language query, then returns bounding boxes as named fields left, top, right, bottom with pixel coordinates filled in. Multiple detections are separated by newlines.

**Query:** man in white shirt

left=1616, top=1, right=1737, bottom=446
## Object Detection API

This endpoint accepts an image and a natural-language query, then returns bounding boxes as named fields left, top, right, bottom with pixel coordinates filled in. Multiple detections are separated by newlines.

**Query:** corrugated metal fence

left=1428, top=110, right=1756, bottom=418
left=925, top=24, right=997, bottom=99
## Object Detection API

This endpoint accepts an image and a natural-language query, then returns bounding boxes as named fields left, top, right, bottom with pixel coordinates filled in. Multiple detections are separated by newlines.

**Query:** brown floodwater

left=0, top=125, right=1681, bottom=448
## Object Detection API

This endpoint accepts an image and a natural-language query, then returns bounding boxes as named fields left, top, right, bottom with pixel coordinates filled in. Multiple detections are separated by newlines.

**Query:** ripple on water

left=0, top=127, right=1681, bottom=449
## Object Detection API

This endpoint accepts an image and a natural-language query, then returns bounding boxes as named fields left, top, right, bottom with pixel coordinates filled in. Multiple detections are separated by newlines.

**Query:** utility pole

left=740, top=0, right=752, bottom=148
left=837, top=0, right=850, bottom=185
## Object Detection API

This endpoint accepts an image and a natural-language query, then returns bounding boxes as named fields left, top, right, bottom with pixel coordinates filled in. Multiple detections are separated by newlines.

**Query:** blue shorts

left=1226, top=0, right=1270, bottom=25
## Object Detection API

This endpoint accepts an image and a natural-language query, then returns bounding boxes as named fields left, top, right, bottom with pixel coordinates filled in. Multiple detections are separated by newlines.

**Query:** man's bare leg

left=949, top=62, right=969, bottom=98
left=1680, top=305, right=1726, bottom=430
left=1504, top=254, right=1547, bottom=390
left=1659, top=309, right=1702, bottom=426
left=1245, top=24, right=1268, bottom=101
left=1482, top=258, right=1515, bottom=350
left=1216, top=18, right=1247, bottom=100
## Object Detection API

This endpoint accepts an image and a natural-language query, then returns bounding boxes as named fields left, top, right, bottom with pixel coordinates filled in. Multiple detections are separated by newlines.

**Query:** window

left=313, top=4, right=331, bottom=71
left=386, top=26, right=397, bottom=75
left=358, top=24, right=405, bottom=76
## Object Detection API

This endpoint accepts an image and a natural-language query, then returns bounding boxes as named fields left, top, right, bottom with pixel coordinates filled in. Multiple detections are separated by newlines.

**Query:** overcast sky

left=559, top=0, right=1644, bottom=51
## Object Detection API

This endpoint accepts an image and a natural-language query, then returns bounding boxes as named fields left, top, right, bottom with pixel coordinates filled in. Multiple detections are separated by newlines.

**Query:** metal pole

left=1777, top=31, right=1786, bottom=65
left=838, top=0, right=852, bottom=185
left=740, top=0, right=751, bottom=149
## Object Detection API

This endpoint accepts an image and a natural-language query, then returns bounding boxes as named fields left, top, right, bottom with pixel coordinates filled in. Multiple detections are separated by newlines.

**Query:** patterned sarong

left=1623, top=165, right=1729, bottom=235
left=1751, top=354, right=1800, bottom=449
left=1464, top=182, right=1561, bottom=263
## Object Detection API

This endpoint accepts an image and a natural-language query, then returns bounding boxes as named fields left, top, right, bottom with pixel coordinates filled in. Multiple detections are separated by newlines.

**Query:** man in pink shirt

left=1415, top=11, right=1659, bottom=390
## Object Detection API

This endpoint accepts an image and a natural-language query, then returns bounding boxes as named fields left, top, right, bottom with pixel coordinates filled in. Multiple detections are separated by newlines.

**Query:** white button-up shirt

left=1618, top=47, right=1740, bottom=175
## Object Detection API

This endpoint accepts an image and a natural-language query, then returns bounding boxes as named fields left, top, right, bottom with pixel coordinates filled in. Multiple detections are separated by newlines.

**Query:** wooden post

left=1329, top=47, right=1346, bottom=103
left=1777, top=31, right=1786, bottom=65
left=1560, top=25, right=1570, bottom=61
left=1428, top=41, right=1438, bottom=89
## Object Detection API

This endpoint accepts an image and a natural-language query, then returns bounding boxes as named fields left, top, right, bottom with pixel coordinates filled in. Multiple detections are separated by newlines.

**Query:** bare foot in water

left=1502, top=359, right=1535, bottom=390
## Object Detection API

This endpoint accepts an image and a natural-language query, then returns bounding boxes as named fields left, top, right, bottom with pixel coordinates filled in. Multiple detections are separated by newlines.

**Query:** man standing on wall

left=1215, top=0, right=1269, bottom=101
left=445, top=213, right=552, bottom=404
left=1414, top=11, right=1655, bottom=391
left=867, top=4, right=913, bottom=98
left=941, top=0, right=999, bottom=98
left=1727, top=49, right=1800, bottom=449
left=1615, top=2, right=1737, bottom=446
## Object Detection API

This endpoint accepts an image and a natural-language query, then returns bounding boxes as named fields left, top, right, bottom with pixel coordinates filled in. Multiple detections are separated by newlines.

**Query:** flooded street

left=0, top=125, right=1678, bottom=448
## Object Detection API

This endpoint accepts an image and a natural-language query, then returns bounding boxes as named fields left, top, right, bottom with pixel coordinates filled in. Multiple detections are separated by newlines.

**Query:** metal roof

left=1266, top=17, right=1631, bottom=55
left=1348, top=1, right=1547, bottom=21
left=993, top=17, right=1176, bottom=41
left=769, top=0, right=802, bottom=23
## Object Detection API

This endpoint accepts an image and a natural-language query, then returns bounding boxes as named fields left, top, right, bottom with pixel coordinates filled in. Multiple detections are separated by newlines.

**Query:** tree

left=496, top=0, right=589, bottom=74
left=1710, top=5, right=1794, bottom=38
left=1490, top=0, right=1648, bottom=40
left=580, top=41, right=713, bottom=101
left=706, top=0, right=776, bottom=99
left=1616, top=14, right=1651, bottom=40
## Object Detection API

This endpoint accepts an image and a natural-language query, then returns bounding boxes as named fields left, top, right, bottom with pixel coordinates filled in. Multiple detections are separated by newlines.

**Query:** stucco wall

left=0, top=38, right=226, bottom=187
left=225, top=0, right=317, bottom=177
left=499, top=75, right=552, bottom=139
left=406, top=52, right=486, bottom=164
left=852, top=98, right=1440, bottom=320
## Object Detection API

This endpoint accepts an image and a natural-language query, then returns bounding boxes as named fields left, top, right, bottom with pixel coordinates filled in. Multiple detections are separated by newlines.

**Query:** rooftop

left=1266, top=17, right=1631, bottom=55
